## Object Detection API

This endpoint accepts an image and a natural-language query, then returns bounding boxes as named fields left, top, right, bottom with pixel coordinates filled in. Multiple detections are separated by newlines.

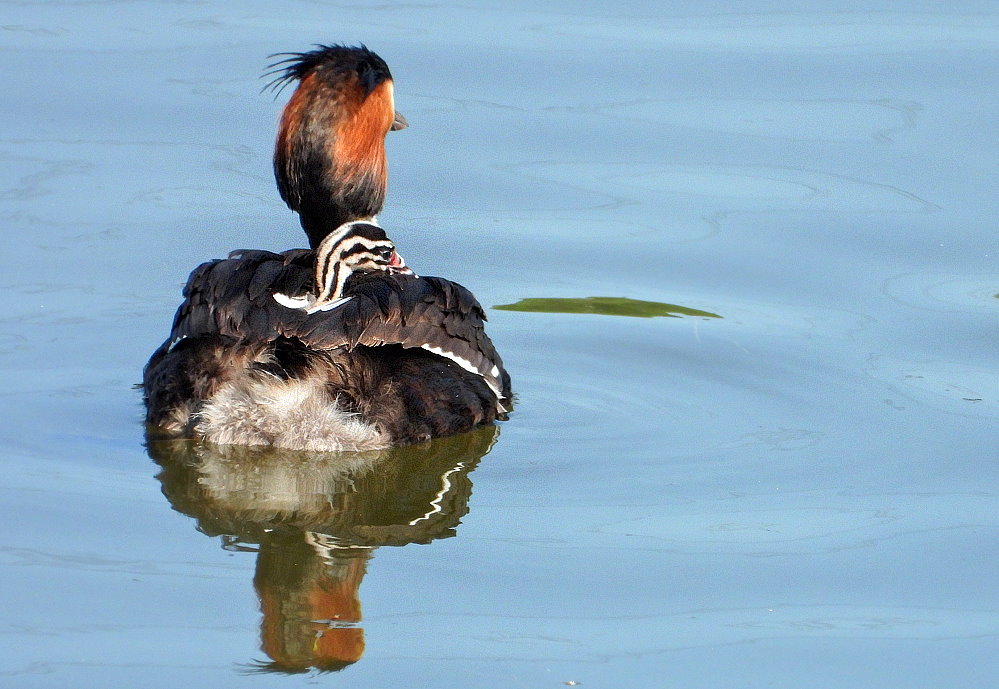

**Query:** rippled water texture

left=1, top=2, right=997, bottom=688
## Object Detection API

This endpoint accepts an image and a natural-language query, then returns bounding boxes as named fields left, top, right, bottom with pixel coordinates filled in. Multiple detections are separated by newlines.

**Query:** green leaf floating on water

left=493, top=296, right=722, bottom=319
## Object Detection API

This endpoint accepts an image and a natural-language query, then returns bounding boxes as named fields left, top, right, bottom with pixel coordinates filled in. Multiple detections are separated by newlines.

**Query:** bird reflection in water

left=148, top=425, right=499, bottom=673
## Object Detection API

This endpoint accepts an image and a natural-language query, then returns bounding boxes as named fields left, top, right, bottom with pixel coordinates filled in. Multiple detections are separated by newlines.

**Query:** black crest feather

left=262, top=43, right=393, bottom=97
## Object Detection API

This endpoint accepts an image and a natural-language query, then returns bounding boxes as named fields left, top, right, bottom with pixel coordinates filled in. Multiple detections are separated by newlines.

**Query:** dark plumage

left=143, top=46, right=510, bottom=451
left=263, top=44, right=393, bottom=97
left=144, top=228, right=510, bottom=449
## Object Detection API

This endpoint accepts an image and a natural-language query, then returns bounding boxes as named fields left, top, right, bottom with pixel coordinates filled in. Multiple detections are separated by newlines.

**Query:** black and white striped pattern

left=312, top=221, right=411, bottom=310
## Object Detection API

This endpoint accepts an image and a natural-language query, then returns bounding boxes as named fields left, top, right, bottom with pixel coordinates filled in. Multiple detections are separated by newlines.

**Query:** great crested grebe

left=143, top=45, right=510, bottom=451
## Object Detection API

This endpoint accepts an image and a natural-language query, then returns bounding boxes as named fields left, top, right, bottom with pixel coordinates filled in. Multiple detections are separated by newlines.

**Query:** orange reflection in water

left=149, top=426, right=499, bottom=673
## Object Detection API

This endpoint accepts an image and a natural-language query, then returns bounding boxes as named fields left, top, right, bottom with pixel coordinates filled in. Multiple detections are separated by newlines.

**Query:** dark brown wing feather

left=150, top=249, right=510, bottom=400
left=283, top=274, right=509, bottom=398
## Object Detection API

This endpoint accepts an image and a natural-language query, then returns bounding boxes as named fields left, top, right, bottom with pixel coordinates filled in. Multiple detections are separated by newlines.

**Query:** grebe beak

left=391, top=111, right=409, bottom=131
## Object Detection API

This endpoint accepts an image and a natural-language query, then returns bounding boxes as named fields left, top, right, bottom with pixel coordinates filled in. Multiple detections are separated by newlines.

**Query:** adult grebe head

left=266, top=45, right=407, bottom=249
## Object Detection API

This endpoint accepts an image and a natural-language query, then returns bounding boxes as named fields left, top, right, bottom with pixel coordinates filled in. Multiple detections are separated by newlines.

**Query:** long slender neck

left=274, top=76, right=391, bottom=249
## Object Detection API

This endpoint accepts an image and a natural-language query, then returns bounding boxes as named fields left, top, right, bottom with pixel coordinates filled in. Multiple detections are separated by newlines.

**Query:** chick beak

left=388, top=250, right=414, bottom=275
left=391, top=111, right=409, bottom=131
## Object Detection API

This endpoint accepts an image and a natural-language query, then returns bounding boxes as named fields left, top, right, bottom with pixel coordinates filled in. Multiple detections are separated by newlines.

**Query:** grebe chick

left=273, top=219, right=414, bottom=314
left=143, top=46, right=510, bottom=451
